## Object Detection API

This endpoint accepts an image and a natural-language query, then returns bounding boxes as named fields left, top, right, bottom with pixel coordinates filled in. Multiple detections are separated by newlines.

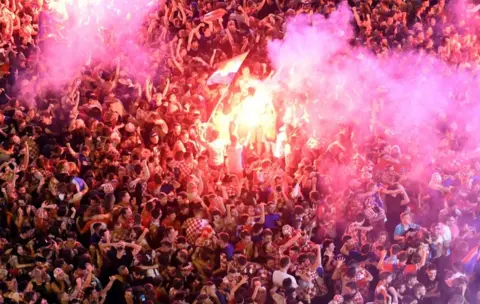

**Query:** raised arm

left=126, top=242, right=143, bottom=255
left=377, top=249, right=388, bottom=270
left=66, top=143, right=79, bottom=158
left=178, top=3, right=187, bottom=24
left=258, top=203, right=265, bottom=225
left=257, top=0, right=267, bottom=11
left=399, top=185, right=410, bottom=205
left=142, top=160, right=150, bottom=181
left=145, top=76, right=153, bottom=102
left=21, top=142, right=29, bottom=170
left=332, top=257, right=345, bottom=280
left=111, top=59, right=121, bottom=89
left=312, top=244, right=322, bottom=270
left=229, top=275, right=249, bottom=300
left=162, top=77, right=170, bottom=96
left=279, top=231, right=301, bottom=254
left=187, top=26, right=195, bottom=51
left=209, top=49, right=217, bottom=67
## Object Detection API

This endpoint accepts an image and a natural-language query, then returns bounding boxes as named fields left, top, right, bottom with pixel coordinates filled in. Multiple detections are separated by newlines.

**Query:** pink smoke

left=38, top=0, right=158, bottom=89
left=266, top=3, right=480, bottom=177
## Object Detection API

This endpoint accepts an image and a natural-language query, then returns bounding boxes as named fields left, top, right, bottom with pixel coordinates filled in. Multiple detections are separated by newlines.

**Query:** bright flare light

left=236, top=85, right=274, bottom=128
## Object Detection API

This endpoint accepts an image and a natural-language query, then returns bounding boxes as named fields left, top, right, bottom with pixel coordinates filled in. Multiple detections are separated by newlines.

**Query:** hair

left=390, top=244, right=401, bottom=255
left=282, top=278, right=292, bottom=289
left=398, top=251, right=409, bottom=262
left=361, top=243, right=372, bottom=254
left=237, top=255, right=247, bottom=266
left=379, top=272, right=392, bottom=281
left=413, top=283, right=425, bottom=294
left=218, top=232, right=230, bottom=243
left=323, top=239, right=334, bottom=249
left=252, top=223, right=263, bottom=234
left=279, top=256, right=290, bottom=268
left=406, top=273, right=417, bottom=282
left=448, top=294, right=466, bottom=304
left=239, top=230, right=250, bottom=239
left=347, top=266, right=357, bottom=278
left=345, top=282, right=357, bottom=290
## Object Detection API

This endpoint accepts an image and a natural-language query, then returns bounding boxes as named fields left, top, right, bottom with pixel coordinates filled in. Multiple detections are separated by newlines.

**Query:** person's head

left=448, top=294, right=466, bottom=304
left=346, top=266, right=357, bottom=278
left=355, top=213, right=366, bottom=225
left=323, top=239, right=335, bottom=252
left=266, top=201, right=276, bottom=214
left=251, top=223, right=263, bottom=236
left=191, top=40, right=199, bottom=50
left=279, top=256, right=290, bottom=269
left=180, top=263, right=193, bottom=277
left=297, top=253, right=311, bottom=267
left=240, top=230, right=251, bottom=243
left=380, top=272, right=393, bottom=284
left=16, top=244, right=25, bottom=255
left=374, top=294, right=387, bottom=304
left=377, top=231, right=388, bottom=244
left=166, top=207, right=176, bottom=221
left=173, top=123, right=181, bottom=135
left=180, top=130, right=189, bottom=143
left=92, top=223, right=103, bottom=234
left=426, top=264, right=437, bottom=280
left=413, top=283, right=426, bottom=298
left=118, top=265, right=129, bottom=276
left=227, top=20, right=236, bottom=31
left=395, top=281, right=406, bottom=294
left=345, top=282, right=357, bottom=295
left=124, top=288, right=134, bottom=301
left=119, top=190, right=131, bottom=204
left=445, top=215, right=456, bottom=227
left=401, top=212, right=412, bottom=225
left=343, top=235, right=355, bottom=247
left=265, top=255, right=275, bottom=269
left=150, top=132, right=159, bottom=144
left=120, top=207, right=133, bottom=219
left=390, top=244, right=401, bottom=256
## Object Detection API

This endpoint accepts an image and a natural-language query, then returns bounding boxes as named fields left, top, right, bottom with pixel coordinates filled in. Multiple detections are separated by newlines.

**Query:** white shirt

left=274, top=131, right=287, bottom=159
left=208, top=139, right=225, bottom=167
left=226, top=144, right=243, bottom=174
left=215, top=113, right=232, bottom=143
left=272, top=270, right=298, bottom=289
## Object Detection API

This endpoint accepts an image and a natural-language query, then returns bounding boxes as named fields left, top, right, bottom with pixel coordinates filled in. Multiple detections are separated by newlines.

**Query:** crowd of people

left=0, top=0, right=478, bottom=303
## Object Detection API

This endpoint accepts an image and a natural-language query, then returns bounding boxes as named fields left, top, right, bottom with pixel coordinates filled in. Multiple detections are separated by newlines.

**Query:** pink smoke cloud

left=266, top=3, right=480, bottom=176
left=38, top=0, right=158, bottom=89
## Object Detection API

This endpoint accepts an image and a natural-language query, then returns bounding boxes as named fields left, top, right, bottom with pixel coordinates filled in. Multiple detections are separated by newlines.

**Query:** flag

left=461, top=245, right=480, bottom=275
left=207, top=51, right=249, bottom=86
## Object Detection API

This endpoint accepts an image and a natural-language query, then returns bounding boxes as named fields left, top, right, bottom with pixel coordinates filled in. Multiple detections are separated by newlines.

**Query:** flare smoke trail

left=37, top=0, right=157, bottom=89
left=266, top=3, right=480, bottom=175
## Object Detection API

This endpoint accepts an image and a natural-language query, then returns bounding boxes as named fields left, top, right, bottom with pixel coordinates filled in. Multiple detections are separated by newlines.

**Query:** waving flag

left=207, top=51, right=249, bottom=86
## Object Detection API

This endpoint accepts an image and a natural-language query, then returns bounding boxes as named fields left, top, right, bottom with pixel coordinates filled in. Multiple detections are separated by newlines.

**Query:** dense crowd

left=0, top=0, right=479, bottom=303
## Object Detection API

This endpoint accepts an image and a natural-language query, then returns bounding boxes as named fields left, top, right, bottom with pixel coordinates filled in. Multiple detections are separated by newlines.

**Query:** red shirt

left=381, top=263, right=418, bottom=274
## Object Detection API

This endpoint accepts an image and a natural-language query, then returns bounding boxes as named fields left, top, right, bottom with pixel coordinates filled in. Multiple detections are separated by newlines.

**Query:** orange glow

left=212, top=75, right=277, bottom=143
left=236, top=85, right=274, bottom=128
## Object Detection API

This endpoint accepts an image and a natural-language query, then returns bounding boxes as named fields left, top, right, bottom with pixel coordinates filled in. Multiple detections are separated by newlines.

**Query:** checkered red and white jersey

left=183, top=217, right=205, bottom=245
